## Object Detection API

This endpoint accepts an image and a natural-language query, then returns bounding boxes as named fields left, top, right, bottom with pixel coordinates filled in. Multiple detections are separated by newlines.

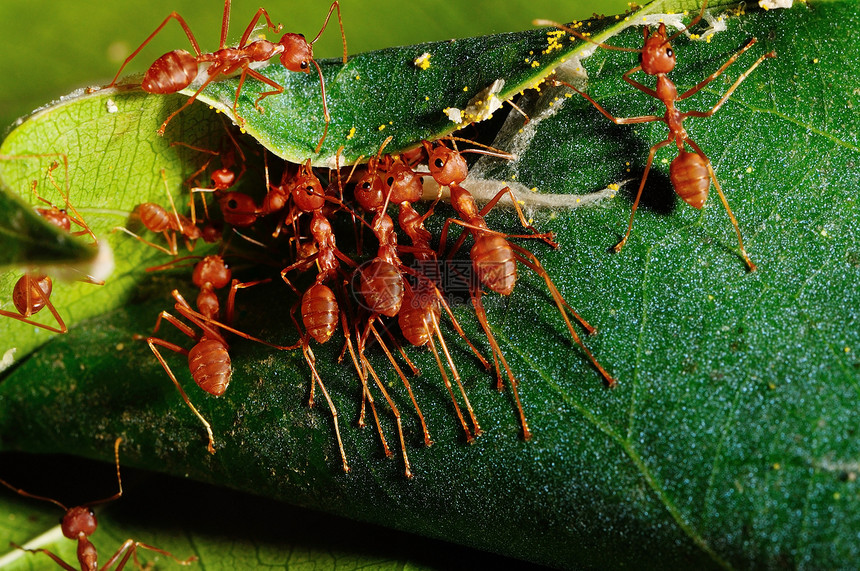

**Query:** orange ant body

left=356, top=151, right=487, bottom=443
left=0, top=158, right=100, bottom=334
left=144, top=255, right=294, bottom=454
left=0, top=437, right=196, bottom=570
left=537, top=1, right=775, bottom=271
left=107, top=0, right=347, bottom=151
left=424, top=139, right=616, bottom=440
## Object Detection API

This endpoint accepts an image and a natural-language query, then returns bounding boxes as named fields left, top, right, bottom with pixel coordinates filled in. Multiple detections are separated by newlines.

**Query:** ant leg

left=43, top=158, right=98, bottom=245
left=147, top=337, right=216, bottom=454
left=237, top=7, right=282, bottom=48
left=112, top=226, right=178, bottom=256
left=224, top=278, right=270, bottom=326
left=101, top=539, right=197, bottom=570
left=242, top=68, right=285, bottom=113
left=311, top=2, right=348, bottom=64
left=553, top=78, right=662, bottom=124
left=683, top=50, right=777, bottom=115
left=511, top=246, right=617, bottom=387
left=427, top=311, right=482, bottom=439
left=107, top=12, right=203, bottom=87
left=310, top=60, right=330, bottom=154
left=302, top=343, right=350, bottom=473
left=342, top=315, right=391, bottom=455
left=678, top=38, right=762, bottom=101
left=471, top=286, right=531, bottom=440
left=476, top=185, right=558, bottom=248
left=685, top=140, right=757, bottom=272
left=362, top=354, right=413, bottom=478
left=9, top=543, right=75, bottom=571
left=614, top=138, right=674, bottom=253
left=156, top=67, right=226, bottom=136
left=433, top=288, right=491, bottom=370
left=369, top=323, right=432, bottom=447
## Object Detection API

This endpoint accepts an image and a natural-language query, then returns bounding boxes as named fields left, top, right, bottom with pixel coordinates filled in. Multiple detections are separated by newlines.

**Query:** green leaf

left=2, top=1, right=859, bottom=569
left=187, top=0, right=742, bottom=165
left=0, top=184, right=94, bottom=269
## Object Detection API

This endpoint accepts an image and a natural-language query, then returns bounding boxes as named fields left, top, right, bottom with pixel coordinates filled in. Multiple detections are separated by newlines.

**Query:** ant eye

left=362, top=182, right=371, bottom=190
left=386, top=177, right=394, bottom=186
left=666, top=48, right=673, bottom=58
left=301, top=61, right=310, bottom=70
left=305, top=186, right=315, bottom=195
left=228, top=199, right=238, bottom=209
left=434, top=158, right=445, bottom=169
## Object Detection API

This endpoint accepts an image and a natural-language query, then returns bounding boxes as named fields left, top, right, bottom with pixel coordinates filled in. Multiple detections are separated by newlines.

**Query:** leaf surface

left=1, top=1, right=859, bottom=569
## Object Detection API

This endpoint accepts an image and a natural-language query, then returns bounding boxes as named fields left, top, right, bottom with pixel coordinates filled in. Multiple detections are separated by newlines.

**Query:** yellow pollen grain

left=347, top=126, right=356, bottom=140
left=463, top=86, right=469, bottom=92
left=773, top=463, right=781, bottom=470
left=746, top=166, right=753, bottom=173
left=530, top=187, right=538, bottom=193
left=378, top=124, right=387, bottom=131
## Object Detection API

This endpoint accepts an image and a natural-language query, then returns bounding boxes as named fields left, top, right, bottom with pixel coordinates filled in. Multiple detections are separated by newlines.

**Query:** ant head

left=219, top=192, right=259, bottom=227
left=211, top=167, right=236, bottom=191
left=386, top=159, right=423, bottom=204
left=193, top=255, right=231, bottom=290
left=291, top=163, right=326, bottom=212
left=355, top=168, right=385, bottom=212
left=640, top=24, right=676, bottom=75
left=423, top=141, right=468, bottom=187
left=61, top=506, right=97, bottom=540
left=12, top=274, right=52, bottom=316
left=279, top=33, right=313, bottom=73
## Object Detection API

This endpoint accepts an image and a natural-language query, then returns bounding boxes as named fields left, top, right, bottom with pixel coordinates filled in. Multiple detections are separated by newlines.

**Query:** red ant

left=0, top=157, right=100, bottom=334
left=107, top=0, right=347, bottom=151
left=0, top=437, right=196, bottom=570
left=355, top=149, right=488, bottom=443
left=281, top=159, right=417, bottom=476
left=537, top=1, right=775, bottom=271
left=144, top=255, right=295, bottom=454
left=424, top=139, right=617, bottom=440
left=114, top=170, right=207, bottom=256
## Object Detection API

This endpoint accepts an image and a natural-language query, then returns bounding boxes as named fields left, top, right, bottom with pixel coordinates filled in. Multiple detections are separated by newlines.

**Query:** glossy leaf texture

left=184, top=0, right=740, bottom=164
left=1, top=1, right=859, bottom=569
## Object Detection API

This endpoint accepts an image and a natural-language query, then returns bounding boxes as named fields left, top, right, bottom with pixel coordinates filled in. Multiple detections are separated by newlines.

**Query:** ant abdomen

left=12, top=274, right=52, bottom=316
left=359, top=260, right=404, bottom=317
left=398, top=288, right=440, bottom=347
left=471, top=234, right=517, bottom=296
left=670, top=150, right=710, bottom=209
left=138, top=202, right=173, bottom=233
left=143, top=49, right=198, bottom=94
left=302, top=283, right=338, bottom=343
left=188, top=337, right=231, bottom=396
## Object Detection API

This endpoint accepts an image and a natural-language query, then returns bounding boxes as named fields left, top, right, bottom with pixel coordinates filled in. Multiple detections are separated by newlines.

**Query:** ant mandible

left=0, top=437, right=196, bottom=570
left=107, top=0, right=347, bottom=151
left=536, top=1, right=775, bottom=271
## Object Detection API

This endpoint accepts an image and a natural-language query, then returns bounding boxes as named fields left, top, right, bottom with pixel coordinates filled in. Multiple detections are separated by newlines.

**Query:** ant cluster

left=0, top=0, right=777, bottom=564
